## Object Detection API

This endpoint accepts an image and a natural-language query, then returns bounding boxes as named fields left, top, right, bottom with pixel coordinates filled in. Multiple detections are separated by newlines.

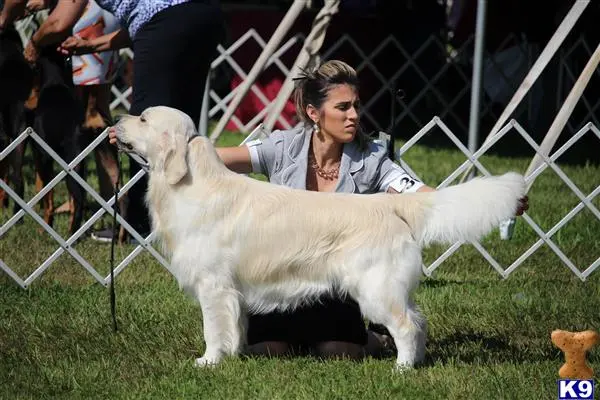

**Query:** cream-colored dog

left=114, top=106, right=526, bottom=370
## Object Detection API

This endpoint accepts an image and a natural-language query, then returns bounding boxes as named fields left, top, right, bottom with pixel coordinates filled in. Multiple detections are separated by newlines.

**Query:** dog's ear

left=164, top=131, right=188, bottom=185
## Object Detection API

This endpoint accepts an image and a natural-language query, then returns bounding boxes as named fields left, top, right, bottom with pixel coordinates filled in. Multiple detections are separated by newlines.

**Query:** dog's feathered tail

left=395, top=172, right=526, bottom=246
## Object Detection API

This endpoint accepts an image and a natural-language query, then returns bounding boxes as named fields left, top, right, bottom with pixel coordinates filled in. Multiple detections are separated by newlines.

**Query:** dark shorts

left=247, top=296, right=368, bottom=347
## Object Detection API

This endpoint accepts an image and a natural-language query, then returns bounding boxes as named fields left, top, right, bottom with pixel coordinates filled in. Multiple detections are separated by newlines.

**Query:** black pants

left=247, top=296, right=368, bottom=348
left=126, top=0, right=225, bottom=233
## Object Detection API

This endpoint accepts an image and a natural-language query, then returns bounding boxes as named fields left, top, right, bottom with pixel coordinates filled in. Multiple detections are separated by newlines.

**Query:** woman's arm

left=376, top=153, right=430, bottom=194
left=22, top=0, right=89, bottom=64
left=107, top=127, right=254, bottom=174
left=29, top=0, right=88, bottom=47
left=58, top=28, right=132, bottom=55
left=215, top=147, right=254, bottom=174
left=417, top=185, right=436, bottom=192
left=24, top=0, right=51, bottom=13
left=0, top=0, right=28, bottom=30
left=388, top=184, right=436, bottom=194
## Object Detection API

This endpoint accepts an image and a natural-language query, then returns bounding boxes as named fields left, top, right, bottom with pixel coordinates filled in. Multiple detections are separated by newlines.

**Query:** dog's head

left=115, top=106, right=197, bottom=185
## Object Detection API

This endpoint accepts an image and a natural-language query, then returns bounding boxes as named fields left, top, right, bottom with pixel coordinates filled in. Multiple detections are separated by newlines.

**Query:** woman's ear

left=306, top=104, right=319, bottom=125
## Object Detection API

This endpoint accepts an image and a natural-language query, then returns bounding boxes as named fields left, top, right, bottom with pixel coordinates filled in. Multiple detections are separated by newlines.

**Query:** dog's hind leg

left=359, top=289, right=426, bottom=370
left=0, top=171, right=8, bottom=209
left=354, top=245, right=426, bottom=371
left=12, top=140, right=26, bottom=216
left=388, top=302, right=427, bottom=370
left=0, top=154, right=9, bottom=210
left=193, top=279, right=245, bottom=367
left=65, top=163, right=85, bottom=235
left=33, top=148, right=55, bottom=229
left=1, top=104, right=28, bottom=216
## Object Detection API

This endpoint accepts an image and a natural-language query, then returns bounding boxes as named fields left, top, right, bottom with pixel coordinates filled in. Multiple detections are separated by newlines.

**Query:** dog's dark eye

left=140, top=116, right=146, bottom=123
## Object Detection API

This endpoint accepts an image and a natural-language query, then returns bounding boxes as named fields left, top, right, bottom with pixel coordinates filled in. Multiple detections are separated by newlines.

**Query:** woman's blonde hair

left=292, top=59, right=370, bottom=150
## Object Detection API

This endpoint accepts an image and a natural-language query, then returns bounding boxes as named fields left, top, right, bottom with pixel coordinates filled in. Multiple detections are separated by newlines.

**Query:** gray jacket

left=246, top=125, right=423, bottom=194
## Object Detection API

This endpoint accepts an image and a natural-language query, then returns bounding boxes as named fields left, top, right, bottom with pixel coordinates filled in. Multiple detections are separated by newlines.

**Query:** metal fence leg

left=198, top=75, right=211, bottom=137
left=467, top=0, right=487, bottom=180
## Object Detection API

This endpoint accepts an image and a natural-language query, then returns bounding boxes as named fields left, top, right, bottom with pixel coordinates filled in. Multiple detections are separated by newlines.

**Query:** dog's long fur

left=115, top=106, right=526, bottom=370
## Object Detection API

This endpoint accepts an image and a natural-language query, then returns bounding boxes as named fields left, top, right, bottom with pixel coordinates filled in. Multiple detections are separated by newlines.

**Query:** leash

left=109, top=154, right=121, bottom=332
left=106, top=135, right=153, bottom=332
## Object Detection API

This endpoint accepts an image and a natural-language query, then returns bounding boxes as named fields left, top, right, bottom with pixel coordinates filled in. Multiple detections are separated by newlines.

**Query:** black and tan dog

left=30, top=49, right=86, bottom=234
left=0, top=27, right=34, bottom=217
left=1, top=27, right=87, bottom=234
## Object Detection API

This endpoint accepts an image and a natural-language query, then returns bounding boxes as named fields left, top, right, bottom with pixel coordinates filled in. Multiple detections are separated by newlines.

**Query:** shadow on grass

left=423, top=331, right=564, bottom=367
left=420, top=278, right=464, bottom=289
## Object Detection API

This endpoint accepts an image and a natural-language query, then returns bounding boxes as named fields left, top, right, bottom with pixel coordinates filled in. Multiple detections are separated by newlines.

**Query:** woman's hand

left=516, top=195, right=529, bottom=216
left=60, top=29, right=131, bottom=55
left=25, top=0, right=50, bottom=13
left=58, top=35, right=94, bottom=56
left=23, top=40, right=40, bottom=65
left=108, top=127, right=117, bottom=145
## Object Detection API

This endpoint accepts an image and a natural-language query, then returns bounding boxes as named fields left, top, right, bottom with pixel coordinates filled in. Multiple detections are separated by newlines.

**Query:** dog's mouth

left=116, top=139, right=134, bottom=152
left=116, top=138, right=150, bottom=172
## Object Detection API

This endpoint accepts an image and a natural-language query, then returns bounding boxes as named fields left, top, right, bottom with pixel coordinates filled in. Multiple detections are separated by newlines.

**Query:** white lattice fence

left=1, top=118, right=599, bottom=288
left=2, top=19, right=598, bottom=288
left=0, top=128, right=173, bottom=289
left=395, top=118, right=600, bottom=281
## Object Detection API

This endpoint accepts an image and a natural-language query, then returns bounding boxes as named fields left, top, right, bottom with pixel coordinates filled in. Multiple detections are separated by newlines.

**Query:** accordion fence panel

left=1, top=20, right=598, bottom=289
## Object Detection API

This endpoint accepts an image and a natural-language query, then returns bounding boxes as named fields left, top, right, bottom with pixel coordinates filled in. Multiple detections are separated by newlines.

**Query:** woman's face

left=308, top=84, right=360, bottom=144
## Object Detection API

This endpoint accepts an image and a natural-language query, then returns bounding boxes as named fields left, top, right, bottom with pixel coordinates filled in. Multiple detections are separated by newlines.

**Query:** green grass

left=1, top=129, right=599, bottom=399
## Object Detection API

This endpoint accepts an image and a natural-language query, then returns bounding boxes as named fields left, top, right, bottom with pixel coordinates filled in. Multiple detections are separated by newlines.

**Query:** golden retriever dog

left=113, top=106, right=526, bottom=370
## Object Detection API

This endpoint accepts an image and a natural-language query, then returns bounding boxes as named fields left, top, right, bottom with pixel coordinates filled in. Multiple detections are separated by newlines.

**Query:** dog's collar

left=128, top=152, right=150, bottom=172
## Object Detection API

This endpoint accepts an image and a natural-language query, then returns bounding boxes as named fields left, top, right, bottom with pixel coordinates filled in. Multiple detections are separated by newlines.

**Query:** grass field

left=1, top=129, right=599, bottom=399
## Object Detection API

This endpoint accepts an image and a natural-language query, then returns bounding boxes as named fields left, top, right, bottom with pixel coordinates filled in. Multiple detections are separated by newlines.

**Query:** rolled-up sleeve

left=375, top=149, right=424, bottom=193
left=245, top=131, right=284, bottom=177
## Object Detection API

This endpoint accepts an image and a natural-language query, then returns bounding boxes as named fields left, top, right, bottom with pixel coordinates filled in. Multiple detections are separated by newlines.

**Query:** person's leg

left=294, top=296, right=370, bottom=360
left=245, top=312, right=297, bottom=358
left=313, top=341, right=364, bottom=360
left=87, top=84, right=129, bottom=241
left=76, top=84, right=119, bottom=199
left=244, top=341, right=292, bottom=358
left=80, top=84, right=129, bottom=242
left=71, top=2, right=124, bottom=237
left=312, top=318, right=394, bottom=360
left=123, top=1, right=225, bottom=238
left=363, top=328, right=396, bottom=359
left=246, top=296, right=392, bottom=360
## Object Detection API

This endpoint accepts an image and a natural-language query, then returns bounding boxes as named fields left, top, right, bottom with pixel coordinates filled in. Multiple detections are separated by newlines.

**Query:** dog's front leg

left=194, top=282, right=244, bottom=367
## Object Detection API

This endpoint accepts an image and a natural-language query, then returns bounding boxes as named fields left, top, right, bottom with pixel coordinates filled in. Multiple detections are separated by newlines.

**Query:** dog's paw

left=194, top=356, right=219, bottom=368
left=394, top=362, right=414, bottom=374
